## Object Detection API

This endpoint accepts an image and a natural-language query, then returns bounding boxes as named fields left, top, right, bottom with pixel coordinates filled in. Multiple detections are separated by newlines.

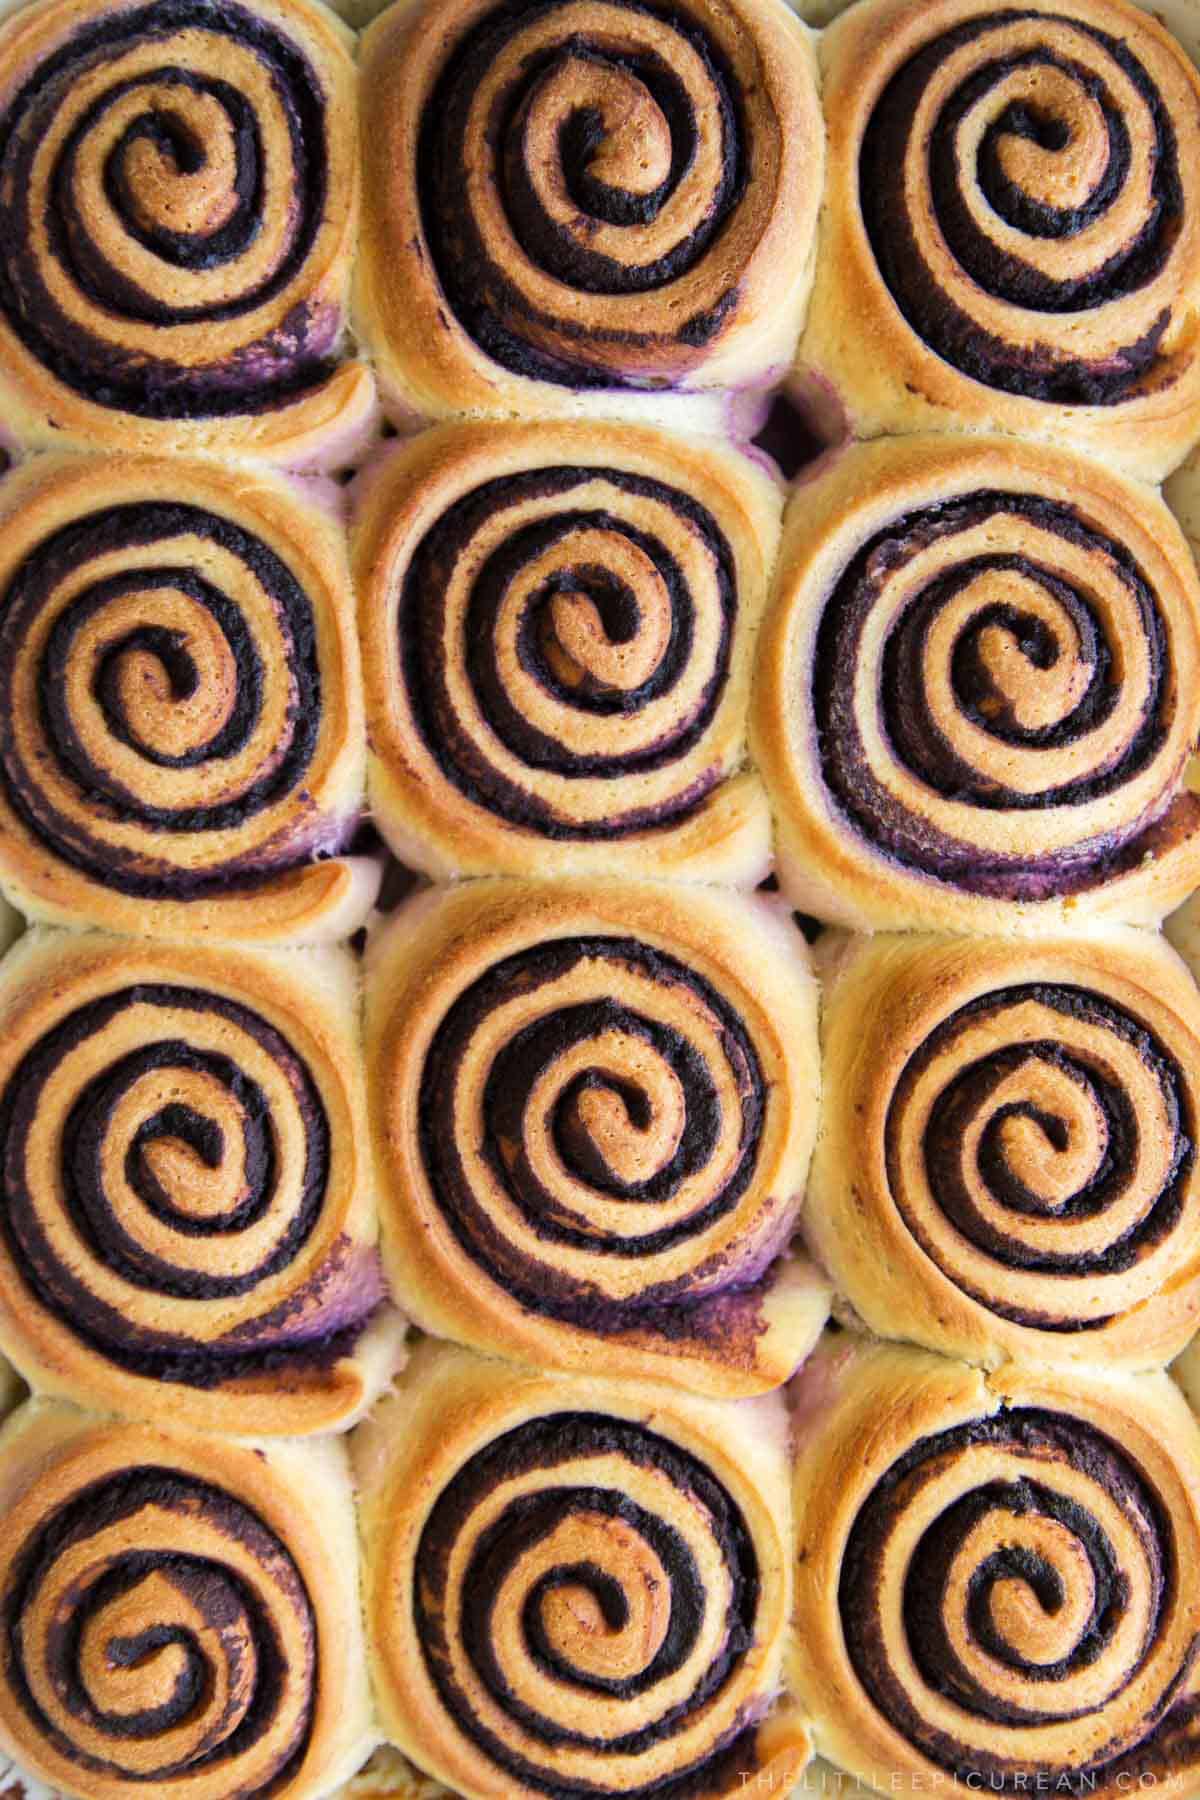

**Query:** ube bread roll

left=752, top=435, right=1200, bottom=932
left=791, top=1334, right=1200, bottom=1793
left=0, top=0, right=374, bottom=468
left=0, top=927, right=406, bottom=1435
left=795, top=0, right=1200, bottom=481
left=810, top=928, right=1200, bottom=1370
left=356, top=0, right=824, bottom=426
left=354, top=1341, right=810, bottom=1799
left=365, top=879, right=829, bottom=1397
left=352, top=421, right=780, bottom=885
left=0, top=454, right=377, bottom=943
left=0, top=1397, right=376, bottom=1799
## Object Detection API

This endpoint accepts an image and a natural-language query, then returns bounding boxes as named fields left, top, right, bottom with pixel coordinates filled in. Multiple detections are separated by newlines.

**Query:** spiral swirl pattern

left=422, top=1415, right=766, bottom=1795
left=811, top=935, right=1200, bottom=1369
left=855, top=3, right=1200, bottom=409
left=754, top=441, right=1200, bottom=930
left=404, top=470, right=732, bottom=837
left=0, top=1407, right=372, bottom=1799
left=891, top=984, right=1193, bottom=1322
left=792, top=1346, right=1200, bottom=1792
left=0, top=457, right=365, bottom=938
left=368, top=882, right=822, bottom=1394
left=0, top=0, right=359, bottom=444
left=421, top=936, right=766, bottom=1311
left=844, top=1410, right=1194, bottom=1784
left=358, top=0, right=822, bottom=408
left=0, top=935, right=388, bottom=1431
left=818, top=492, right=1181, bottom=894
left=359, top=427, right=778, bottom=881
left=360, top=1350, right=797, bottom=1798
left=3, top=1466, right=316, bottom=1792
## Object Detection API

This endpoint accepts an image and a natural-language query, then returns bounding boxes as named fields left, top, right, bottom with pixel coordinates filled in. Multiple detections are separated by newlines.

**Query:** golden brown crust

left=752, top=434, right=1200, bottom=932
left=790, top=1335, right=1200, bottom=1794
left=0, top=928, right=407, bottom=1434
left=356, top=0, right=823, bottom=423
left=797, top=0, right=1200, bottom=481
left=0, top=453, right=377, bottom=943
left=352, top=421, right=779, bottom=883
left=0, top=0, right=375, bottom=468
left=0, top=1398, right=376, bottom=1800
left=810, top=928, right=1200, bottom=1370
left=353, top=1341, right=806, bottom=1800
left=364, top=878, right=828, bottom=1397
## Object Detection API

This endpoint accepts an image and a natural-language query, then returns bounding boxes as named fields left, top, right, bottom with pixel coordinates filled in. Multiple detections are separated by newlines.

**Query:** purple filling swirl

left=414, top=1410, right=763, bottom=1796
left=812, top=490, right=1183, bottom=899
left=886, top=982, right=1194, bottom=1330
left=417, top=0, right=749, bottom=389
left=400, top=465, right=738, bottom=840
left=0, top=499, right=331, bottom=899
left=2, top=1464, right=316, bottom=1787
left=0, top=979, right=382, bottom=1387
left=0, top=0, right=337, bottom=417
left=418, top=935, right=768, bottom=1330
left=841, top=1408, right=1190, bottom=1787
left=859, top=9, right=1184, bottom=404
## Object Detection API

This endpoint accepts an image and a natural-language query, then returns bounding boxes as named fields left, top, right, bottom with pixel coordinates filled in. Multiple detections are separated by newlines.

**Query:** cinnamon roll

left=791, top=1335, right=1200, bottom=1794
left=355, top=1342, right=810, bottom=1800
left=0, top=1397, right=376, bottom=1800
left=810, top=929, right=1200, bottom=1370
left=353, top=422, right=779, bottom=883
left=752, top=435, right=1200, bottom=933
left=0, top=454, right=377, bottom=943
left=0, top=0, right=373, bottom=468
left=0, top=928, right=407, bottom=1435
left=365, top=879, right=828, bottom=1396
left=797, top=0, right=1200, bottom=481
left=356, top=0, right=824, bottom=423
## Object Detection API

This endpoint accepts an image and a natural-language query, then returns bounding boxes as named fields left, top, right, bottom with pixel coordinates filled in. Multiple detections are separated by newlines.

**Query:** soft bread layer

left=0, top=927, right=406, bottom=1434
left=352, top=421, right=781, bottom=884
left=354, top=1341, right=808, bottom=1800
left=0, top=1397, right=377, bottom=1800
left=365, top=879, right=828, bottom=1397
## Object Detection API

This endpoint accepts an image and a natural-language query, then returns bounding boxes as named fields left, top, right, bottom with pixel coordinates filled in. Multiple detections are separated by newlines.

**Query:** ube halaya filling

left=0, top=981, right=383, bottom=1388
left=414, top=1410, right=767, bottom=1797
left=417, top=0, right=751, bottom=389
left=401, top=465, right=738, bottom=840
left=0, top=0, right=341, bottom=417
left=812, top=489, right=1187, bottom=900
left=859, top=9, right=1185, bottom=405
left=419, top=934, right=775, bottom=1336
left=0, top=498, right=353, bottom=897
